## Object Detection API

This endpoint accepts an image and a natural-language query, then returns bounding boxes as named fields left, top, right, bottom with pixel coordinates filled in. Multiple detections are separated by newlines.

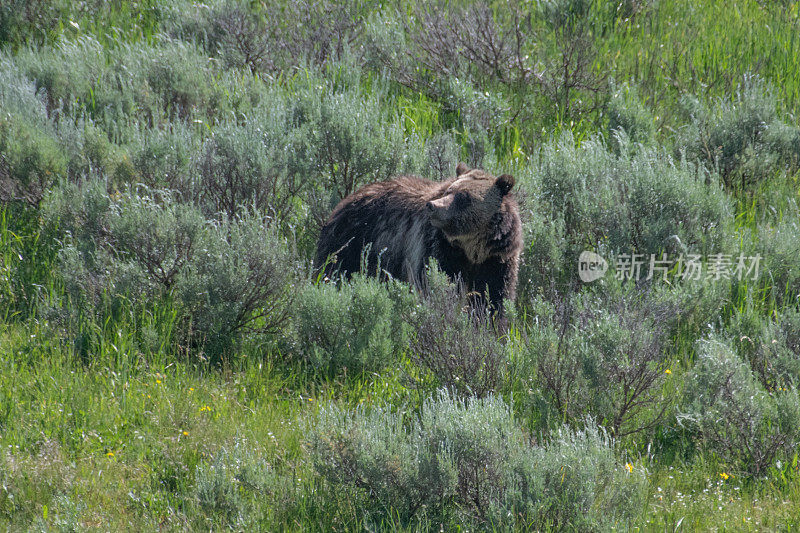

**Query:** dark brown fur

left=314, top=163, right=523, bottom=314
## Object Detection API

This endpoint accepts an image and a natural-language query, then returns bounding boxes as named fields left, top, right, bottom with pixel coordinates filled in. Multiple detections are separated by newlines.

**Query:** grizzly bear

left=314, top=163, right=523, bottom=315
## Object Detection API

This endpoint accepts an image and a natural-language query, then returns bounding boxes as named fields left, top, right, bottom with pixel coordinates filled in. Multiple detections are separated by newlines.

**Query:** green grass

left=597, top=0, right=800, bottom=130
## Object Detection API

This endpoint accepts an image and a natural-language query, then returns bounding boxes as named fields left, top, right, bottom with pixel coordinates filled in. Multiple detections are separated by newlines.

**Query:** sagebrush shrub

left=0, top=0, right=68, bottom=49
left=13, top=35, right=105, bottom=115
left=193, top=109, right=314, bottom=223
left=527, top=132, right=732, bottom=290
left=677, top=74, right=800, bottom=189
left=526, top=282, right=681, bottom=437
left=41, top=182, right=295, bottom=361
left=606, top=82, right=655, bottom=153
left=729, top=306, right=800, bottom=391
left=288, top=274, right=411, bottom=375
left=175, top=211, right=295, bottom=360
left=144, top=39, right=214, bottom=120
left=0, top=59, right=70, bottom=203
left=309, top=391, right=645, bottom=528
left=680, top=337, right=800, bottom=476
left=130, top=122, right=195, bottom=189
left=749, top=212, right=800, bottom=307
left=404, top=265, right=510, bottom=397
left=527, top=421, right=646, bottom=530
left=315, top=87, right=406, bottom=201
left=211, top=3, right=274, bottom=74
left=194, top=438, right=290, bottom=527
left=111, top=191, right=205, bottom=291
left=424, top=131, right=460, bottom=180
left=0, top=114, right=67, bottom=205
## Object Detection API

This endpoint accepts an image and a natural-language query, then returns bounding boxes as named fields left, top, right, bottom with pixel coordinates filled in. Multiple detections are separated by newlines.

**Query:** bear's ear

left=496, top=174, right=515, bottom=196
left=456, top=162, right=470, bottom=176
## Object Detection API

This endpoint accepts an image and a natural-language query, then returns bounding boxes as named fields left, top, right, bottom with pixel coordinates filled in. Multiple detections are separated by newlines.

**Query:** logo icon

left=578, top=251, right=608, bottom=282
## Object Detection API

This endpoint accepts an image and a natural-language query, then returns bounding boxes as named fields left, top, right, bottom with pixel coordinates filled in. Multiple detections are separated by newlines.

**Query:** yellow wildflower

left=106, top=451, right=114, bottom=457
left=182, top=431, right=189, bottom=436
left=625, top=462, right=633, bottom=473
left=664, top=369, right=672, bottom=374
left=720, top=472, right=730, bottom=481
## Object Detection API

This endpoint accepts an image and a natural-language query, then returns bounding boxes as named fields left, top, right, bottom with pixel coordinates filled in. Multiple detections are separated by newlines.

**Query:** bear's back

left=315, top=176, right=448, bottom=281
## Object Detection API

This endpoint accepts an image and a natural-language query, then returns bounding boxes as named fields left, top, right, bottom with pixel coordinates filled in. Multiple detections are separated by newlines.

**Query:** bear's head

left=426, top=163, right=518, bottom=263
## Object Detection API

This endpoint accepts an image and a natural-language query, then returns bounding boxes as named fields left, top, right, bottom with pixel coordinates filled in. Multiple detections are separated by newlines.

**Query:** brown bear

left=314, top=163, right=523, bottom=316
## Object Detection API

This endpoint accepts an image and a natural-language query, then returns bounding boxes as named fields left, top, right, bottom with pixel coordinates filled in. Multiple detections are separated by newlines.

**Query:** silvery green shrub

left=193, top=106, right=315, bottom=223
left=526, top=282, right=682, bottom=438
left=174, top=211, right=295, bottom=360
left=288, top=275, right=411, bottom=375
left=729, top=306, right=800, bottom=391
left=13, top=36, right=105, bottom=115
left=543, top=131, right=730, bottom=256
left=680, top=337, right=800, bottom=476
left=309, top=391, right=645, bottom=528
left=677, top=74, right=800, bottom=189
left=525, top=132, right=732, bottom=290
left=41, top=182, right=295, bottom=361
left=424, top=131, right=460, bottom=180
left=193, top=438, right=290, bottom=528
left=606, top=81, right=655, bottom=153
left=749, top=212, right=800, bottom=307
left=0, top=58, right=69, bottom=204
left=130, top=121, right=196, bottom=190
left=314, top=87, right=406, bottom=201
left=405, top=265, right=511, bottom=397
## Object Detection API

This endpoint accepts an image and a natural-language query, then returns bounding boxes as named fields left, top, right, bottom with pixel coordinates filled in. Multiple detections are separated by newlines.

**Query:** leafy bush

left=423, top=131, right=460, bottom=180
left=0, top=0, right=68, bottom=49
left=314, top=87, right=407, bottom=201
left=369, top=3, right=535, bottom=97
left=111, top=191, right=205, bottom=291
left=535, top=0, right=606, bottom=123
left=404, top=266, right=510, bottom=397
left=526, top=282, right=681, bottom=437
left=528, top=132, right=732, bottom=289
left=677, top=74, right=800, bottom=189
left=0, top=58, right=69, bottom=204
left=749, top=212, right=800, bottom=307
left=606, top=82, right=655, bottom=153
left=729, top=306, right=800, bottom=391
left=193, top=110, right=313, bottom=222
left=130, top=122, right=195, bottom=189
left=174, top=212, right=295, bottom=360
left=194, top=438, right=289, bottom=527
left=13, top=35, right=106, bottom=115
left=144, top=38, right=214, bottom=120
left=0, top=114, right=67, bottom=205
left=309, top=391, right=645, bottom=528
left=287, top=275, right=411, bottom=375
left=680, top=337, right=800, bottom=476
left=41, top=182, right=295, bottom=361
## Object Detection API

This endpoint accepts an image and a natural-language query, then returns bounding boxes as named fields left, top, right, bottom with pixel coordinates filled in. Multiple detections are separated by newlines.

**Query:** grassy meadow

left=1, top=0, right=800, bottom=530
